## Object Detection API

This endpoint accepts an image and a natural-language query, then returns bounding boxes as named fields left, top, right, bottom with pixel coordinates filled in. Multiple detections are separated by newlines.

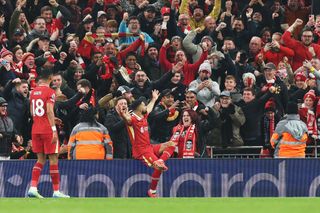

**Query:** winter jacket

left=104, top=109, right=132, bottom=159
left=212, top=104, right=246, bottom=146
left=3, top=80, right=30, bottom=142
left=68, top=122, right=113, bottom=160
left=182, top=30, right=220, bottom=63
left=114, top=69, right=174, bottom=100
left=237, top=92, right=272, bottom=144
left=189, top=78, right=220, bottom=107
left=271, top=114, right=308, bottom=158
left=148, top=104, right=180, bottom=143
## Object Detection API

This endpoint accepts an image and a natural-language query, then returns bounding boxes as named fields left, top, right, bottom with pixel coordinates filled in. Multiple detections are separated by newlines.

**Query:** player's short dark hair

left=39, top=69, right=53, bottom=80
left=76, top=79, right=92, bottom=89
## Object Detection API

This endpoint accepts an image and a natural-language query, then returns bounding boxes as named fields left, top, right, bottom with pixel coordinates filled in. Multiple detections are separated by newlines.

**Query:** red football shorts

left=32, top=133, right=59, bottom=154
left=137, top=144, right=162, bottom=168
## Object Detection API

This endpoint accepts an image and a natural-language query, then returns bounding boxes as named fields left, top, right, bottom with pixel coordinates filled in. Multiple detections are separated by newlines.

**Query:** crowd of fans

left=0, top=0, right=318, bottom=159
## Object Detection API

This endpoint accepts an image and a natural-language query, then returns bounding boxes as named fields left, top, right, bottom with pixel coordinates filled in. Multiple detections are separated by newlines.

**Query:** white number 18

left=32, top=99, right=45, bottom=117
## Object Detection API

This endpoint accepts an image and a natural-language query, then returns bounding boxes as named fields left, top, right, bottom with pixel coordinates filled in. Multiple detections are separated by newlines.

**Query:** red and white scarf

left=171, top=124, right=197, bottom=158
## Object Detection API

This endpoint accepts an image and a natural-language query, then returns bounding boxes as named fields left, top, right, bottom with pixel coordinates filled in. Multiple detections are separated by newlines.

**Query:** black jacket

left=149, top=104, right=180, bottom=143
left=3, top=81, right=30, bottom=143
left=114, top=69, right=174, bottom=100
left=256, top=76, right=289, bottom=116
left=104, top=109, right=132, bottom=159
left=237, top=92, right=272, bottom=144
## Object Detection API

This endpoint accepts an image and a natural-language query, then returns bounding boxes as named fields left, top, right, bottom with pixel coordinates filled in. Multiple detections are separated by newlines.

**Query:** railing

left=206, top=144, right=319, bottom=158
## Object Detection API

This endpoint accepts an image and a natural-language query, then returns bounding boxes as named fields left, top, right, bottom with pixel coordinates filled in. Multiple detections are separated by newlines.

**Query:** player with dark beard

left=121, top=90, right=176, bottom=198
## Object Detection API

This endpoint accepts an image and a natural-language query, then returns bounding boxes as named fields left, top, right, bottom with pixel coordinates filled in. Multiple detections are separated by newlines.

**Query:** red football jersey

left=30, top=85, right=55, bottom=134
left=130, top=113, right=153, bottom=158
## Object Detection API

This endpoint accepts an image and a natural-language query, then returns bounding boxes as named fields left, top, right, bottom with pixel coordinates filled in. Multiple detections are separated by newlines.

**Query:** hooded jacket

left=271, top=114, right=308, bottom=158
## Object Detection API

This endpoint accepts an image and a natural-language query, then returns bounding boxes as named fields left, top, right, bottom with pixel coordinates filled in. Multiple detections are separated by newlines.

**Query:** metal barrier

left=206, top=144, right=320, bottom=159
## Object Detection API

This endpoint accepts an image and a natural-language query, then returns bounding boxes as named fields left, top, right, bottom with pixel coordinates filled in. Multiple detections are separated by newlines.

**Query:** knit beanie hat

left=201, top=35, right=213, bottom=44
left=242, top=72, right=256, bottom=87
left=198, top=60, right=211, bottom=74
left=22, top=52, right=35, bottom=63
left=304, top=89, right=316, bottom=102
left=286, top=102, right=298, bottom=115
left=0, top=47, right=13, bottom=59
left=295, top=72, right=307, bottom=82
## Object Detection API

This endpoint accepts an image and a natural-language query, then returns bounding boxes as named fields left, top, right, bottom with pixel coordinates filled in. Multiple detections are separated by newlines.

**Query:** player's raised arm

left=147, top=90, right=159, bottom=114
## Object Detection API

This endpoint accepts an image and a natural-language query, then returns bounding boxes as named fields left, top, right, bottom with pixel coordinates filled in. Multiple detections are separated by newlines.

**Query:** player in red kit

left=27, top=69, right=69, bottom=198
left=121, top=89, right=177, bottom=198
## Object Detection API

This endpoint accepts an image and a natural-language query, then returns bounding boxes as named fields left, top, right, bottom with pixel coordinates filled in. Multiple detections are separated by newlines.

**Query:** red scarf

left=269, top=113, right=275, bottom=139
left=300, top=105, right=318, bottom=138
left=171, top=124, right=197, bottom=158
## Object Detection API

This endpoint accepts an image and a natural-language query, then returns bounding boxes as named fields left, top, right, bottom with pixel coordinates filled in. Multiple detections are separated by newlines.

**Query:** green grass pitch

left=0, top=198, right=319, bottom=213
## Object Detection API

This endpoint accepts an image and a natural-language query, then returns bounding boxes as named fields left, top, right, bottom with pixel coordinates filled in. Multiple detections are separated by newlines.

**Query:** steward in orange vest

left=68, top=107, right=113, bottom=160
left=271, top=102, right=308, bottom=158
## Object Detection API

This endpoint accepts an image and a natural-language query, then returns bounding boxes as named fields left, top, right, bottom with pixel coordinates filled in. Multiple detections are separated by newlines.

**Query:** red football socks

left=31, top=162, right=44, bottom=187
left=160, top=146, right=175, bottom=161
left=150, top=169, right=162, bottom=191
left=49, top=164, right=60, bottom=191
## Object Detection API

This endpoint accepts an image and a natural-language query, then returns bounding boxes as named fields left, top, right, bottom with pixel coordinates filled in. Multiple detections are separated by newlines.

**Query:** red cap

left=22, top=52, right=35, bottom=63
left=161, top=7, right=171, bottom=16
left=295, top=72, right=307, bottom=82
left=47, top=55, right=57, bottom=63
left=304, top=89, right=316, bottom=102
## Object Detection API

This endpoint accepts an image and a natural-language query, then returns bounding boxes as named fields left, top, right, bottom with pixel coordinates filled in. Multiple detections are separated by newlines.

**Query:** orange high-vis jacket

left=270, top=114, right=308, bottom=158
left=68, top=122, right=113, bottom=160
